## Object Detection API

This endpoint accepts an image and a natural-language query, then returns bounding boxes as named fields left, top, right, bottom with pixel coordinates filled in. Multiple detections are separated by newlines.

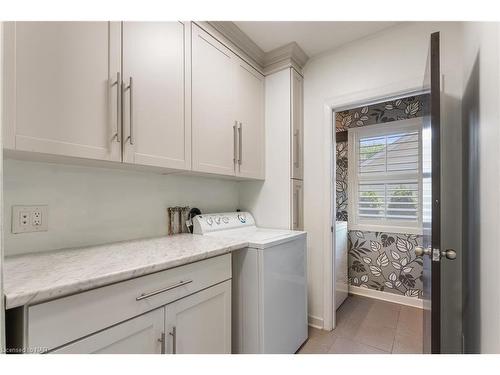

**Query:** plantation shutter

left=350, top=119, right=422, bottom=232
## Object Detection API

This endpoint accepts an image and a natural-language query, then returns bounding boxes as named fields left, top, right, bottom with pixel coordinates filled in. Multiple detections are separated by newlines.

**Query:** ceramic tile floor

left=298, top=295, right=423, bottom=354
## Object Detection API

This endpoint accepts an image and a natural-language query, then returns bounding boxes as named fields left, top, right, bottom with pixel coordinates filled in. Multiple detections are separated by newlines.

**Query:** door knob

left=415, top=246, right=431, bottom=257
left=441, top=249, right=457, bottom=260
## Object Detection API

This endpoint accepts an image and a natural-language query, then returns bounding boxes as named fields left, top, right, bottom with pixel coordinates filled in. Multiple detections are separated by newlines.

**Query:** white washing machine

left=193, top=212, right=308, bottom=354
left=335, top=221, right=349, bottom=309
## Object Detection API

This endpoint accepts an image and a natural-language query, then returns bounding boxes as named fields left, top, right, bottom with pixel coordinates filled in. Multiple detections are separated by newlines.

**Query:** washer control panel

left=192, top=212, right=255, bottom=234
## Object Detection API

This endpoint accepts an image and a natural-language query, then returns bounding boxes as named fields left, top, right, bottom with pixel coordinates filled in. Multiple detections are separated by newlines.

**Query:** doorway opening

left=304, top=94, right=429, bottom=354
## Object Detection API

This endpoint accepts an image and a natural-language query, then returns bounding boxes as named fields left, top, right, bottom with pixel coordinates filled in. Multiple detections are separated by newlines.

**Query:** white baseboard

left=349, top=286, right=424, bottom=309
left=308, top=314, right=324, bottom=329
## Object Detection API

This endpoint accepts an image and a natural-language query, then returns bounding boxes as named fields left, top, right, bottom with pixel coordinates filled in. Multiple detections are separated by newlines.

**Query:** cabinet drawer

left=27, top=254, right=231, bottom=352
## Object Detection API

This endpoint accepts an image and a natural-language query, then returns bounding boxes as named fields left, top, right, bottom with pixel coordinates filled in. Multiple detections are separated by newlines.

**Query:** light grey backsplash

left=3, top=159, right=240, bottom=256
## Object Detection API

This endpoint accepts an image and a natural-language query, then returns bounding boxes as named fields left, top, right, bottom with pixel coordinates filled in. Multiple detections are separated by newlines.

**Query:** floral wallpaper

left=335, top=94, right=429, bottom=132
left=335, top=94, right=429, bottom=299
left=348, top=230, right=423, bottom=298
left=336, top=141, right=348, bottom=221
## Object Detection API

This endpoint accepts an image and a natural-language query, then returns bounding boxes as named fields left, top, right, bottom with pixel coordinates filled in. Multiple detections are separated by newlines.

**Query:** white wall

left=462, top=22, right=500, bottom=353
left=239, top=68, right=291, bottom=229
left=0, top=21, right=5, bottom=352
left=303, top=22, right=463, bottom=351
left=3, top=159, right=240, bottom=256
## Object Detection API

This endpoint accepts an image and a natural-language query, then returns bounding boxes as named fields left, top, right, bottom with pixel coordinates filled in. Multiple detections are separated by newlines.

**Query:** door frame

left=321, top=76, right=429, bottom=331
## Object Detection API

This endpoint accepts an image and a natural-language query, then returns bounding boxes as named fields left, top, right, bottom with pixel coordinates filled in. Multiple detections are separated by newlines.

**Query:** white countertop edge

left=4, top=230, right=307, bottom=309
left=4, top=237, right=247, bottom=309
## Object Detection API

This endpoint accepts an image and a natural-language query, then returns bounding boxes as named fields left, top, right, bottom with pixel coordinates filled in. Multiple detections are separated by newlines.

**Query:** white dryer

left=193, top=212, right=308, bottom=354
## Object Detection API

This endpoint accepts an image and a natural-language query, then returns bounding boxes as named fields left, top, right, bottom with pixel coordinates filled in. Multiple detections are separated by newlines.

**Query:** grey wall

left=3, top=159, right=240, bottom=256
left=461, top=22, right=500, bottom=354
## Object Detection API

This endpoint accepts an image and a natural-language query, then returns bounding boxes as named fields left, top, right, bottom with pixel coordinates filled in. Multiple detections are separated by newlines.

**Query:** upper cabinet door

left=234, top=60, right=265, bottom=179
left=122, top=22, right=191, bottom=170
left=291, top=69, right=304, bottom=180
left=2, top=22, right=121, bottom=161
left=191, top=24, right=236, bottom=176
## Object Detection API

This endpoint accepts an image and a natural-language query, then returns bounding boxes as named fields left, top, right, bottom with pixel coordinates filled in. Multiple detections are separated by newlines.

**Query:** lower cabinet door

left=50, top=309, right=164, bottom=354
left=165, top=280, right=231, bottom=354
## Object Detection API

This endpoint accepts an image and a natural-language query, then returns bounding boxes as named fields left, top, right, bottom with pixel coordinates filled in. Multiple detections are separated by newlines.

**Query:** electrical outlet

left=12, top=205, right=48, bottom=234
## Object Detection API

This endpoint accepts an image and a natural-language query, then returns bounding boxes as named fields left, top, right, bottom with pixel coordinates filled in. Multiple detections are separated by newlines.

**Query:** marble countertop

left=3, top=234, right=247, bottom=309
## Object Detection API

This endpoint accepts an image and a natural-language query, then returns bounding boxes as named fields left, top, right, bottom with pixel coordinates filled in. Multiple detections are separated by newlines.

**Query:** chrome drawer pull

left=136, top=279, right=193, bottom=301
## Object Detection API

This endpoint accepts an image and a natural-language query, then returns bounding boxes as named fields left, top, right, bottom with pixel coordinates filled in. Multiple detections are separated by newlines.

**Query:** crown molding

left=208, top=21, right=266, bottom=69
left=207, top=22, right=309, bottom=76
left=263, top=42, right=309, bottom=75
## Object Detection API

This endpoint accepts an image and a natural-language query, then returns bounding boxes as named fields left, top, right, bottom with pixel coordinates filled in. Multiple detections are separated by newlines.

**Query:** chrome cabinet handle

left=111, top=72, right=121, bottom=143
left=124, top=76, right=134, bottom=145
left=169, top=326, right=177, bottom=354
left=158, top=332, right=166, bottom=354
left=233, top=121, right=238, bottom=167
left=136, top=279, right=193, bottom=301
left=294, top=129, right=300, bottom=168
left=238, top=122, right=243, bottom=166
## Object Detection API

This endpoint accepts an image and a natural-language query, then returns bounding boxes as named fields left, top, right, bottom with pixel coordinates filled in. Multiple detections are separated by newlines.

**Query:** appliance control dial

left=206, top=216, right=213, bottom=226
left=237, top=213, right=246, bottom=223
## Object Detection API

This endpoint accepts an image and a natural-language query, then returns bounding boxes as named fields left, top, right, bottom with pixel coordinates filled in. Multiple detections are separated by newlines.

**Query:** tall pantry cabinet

left=290, top=69, right=304, bottom=230
left=238, top=67, right=304, bottom=231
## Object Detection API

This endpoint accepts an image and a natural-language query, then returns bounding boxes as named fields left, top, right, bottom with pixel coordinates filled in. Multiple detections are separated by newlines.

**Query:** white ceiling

left=234, top=21, right=400, bottom=58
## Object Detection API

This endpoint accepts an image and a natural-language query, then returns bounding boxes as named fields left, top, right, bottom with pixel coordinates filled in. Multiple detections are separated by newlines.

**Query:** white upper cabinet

left=291, top=68, right=304, bottom=180
left=122, top=22, right=191, bottom=170
left=3, top=22, right=122, bottom=161
left=191, top=23, right=265, bottom=179
left=235, top=60, right=265, bottom=179
left=3, top=22, right=265, bottom=180
left=191, top=24, right=236, bottom=176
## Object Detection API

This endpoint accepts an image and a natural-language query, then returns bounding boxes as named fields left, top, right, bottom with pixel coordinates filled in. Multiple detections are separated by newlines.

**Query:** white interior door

left=50, top=309, right=164, bottom=354
left=191, top=24, right=236, bottom=176
left=165, top=280, right=231, bottom=354
left=3, top=22, right=121, bottom=161
left=235, top=60, right=265, bottom=179
left=122, top=22, right=191, bottom=170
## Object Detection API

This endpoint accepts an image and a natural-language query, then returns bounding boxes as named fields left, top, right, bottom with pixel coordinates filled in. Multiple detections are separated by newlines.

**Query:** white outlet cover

left=12, top=205, right=48, bottom=234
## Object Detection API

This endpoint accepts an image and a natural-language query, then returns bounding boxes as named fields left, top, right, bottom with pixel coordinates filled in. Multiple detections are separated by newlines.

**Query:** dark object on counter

left=186, top=208, right=202, bottom=233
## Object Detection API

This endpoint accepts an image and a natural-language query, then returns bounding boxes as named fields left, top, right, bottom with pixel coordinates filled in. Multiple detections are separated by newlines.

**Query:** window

left=348, top=118, right=423, bottom=234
